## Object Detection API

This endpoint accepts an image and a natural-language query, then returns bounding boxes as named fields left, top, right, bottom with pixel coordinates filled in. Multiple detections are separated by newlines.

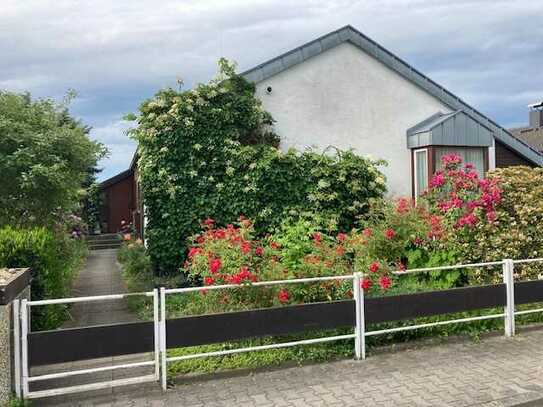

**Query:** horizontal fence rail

left=13, top=257, right=543, bottom=399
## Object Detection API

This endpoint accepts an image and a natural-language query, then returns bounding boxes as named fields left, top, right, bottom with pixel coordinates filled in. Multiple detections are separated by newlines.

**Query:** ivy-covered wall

left=130, top=60, right=387, bottom=274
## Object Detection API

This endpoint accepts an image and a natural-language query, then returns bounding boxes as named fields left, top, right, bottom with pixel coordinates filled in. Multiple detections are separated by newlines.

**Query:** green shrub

left=130, top=59, right=386, bottom=274
left=117, top=239, right=152, bottom=278
left=0, top=91, right=106, bottom=227
left=0, top=226, right=86, bottom=330
left=458, top=165, right=543, bottom=283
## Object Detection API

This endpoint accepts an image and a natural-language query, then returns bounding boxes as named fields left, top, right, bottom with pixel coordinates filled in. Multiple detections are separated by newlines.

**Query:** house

left=241, top=25, right=542, bottom=197
left=98, top=154, right=143, bottom=236
left=101, top=25, right=543, bottom=234
left=509, top=101, right=543, bottom=153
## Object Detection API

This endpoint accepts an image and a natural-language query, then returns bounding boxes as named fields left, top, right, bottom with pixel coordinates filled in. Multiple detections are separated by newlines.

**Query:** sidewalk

left=37, top=326, right=543, bottom=406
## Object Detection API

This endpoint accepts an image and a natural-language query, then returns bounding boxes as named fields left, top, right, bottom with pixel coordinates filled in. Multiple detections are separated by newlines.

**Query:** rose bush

left=181, top=214, right=416, bottom=314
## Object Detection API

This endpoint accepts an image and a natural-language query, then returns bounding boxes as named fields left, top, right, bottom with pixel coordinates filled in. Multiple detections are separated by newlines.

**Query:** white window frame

left=414, top=148, right=428, bottom=199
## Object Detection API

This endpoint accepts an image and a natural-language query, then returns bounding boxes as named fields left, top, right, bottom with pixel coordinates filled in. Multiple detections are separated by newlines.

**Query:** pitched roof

left=99, top=169, right=133, bottom=190
left=510, top=127, right=543, bottom=152
left=407, top=110, right=493, bottom=149
left=407, top=111, right=460, bottom=135
left=241, top=25, right=543, bottom=166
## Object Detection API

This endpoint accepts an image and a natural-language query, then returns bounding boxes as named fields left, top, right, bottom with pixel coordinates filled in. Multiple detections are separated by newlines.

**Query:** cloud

left=90, top=120, right=136, bottom=180
left=1, top=0, right=542, bottom=179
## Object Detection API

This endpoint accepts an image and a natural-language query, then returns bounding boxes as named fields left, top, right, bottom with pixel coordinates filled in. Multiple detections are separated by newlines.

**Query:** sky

left=1, top=0, right=542, bottom=180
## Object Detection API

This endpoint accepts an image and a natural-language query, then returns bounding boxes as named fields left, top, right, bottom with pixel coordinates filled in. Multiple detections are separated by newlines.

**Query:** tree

left=0, top=91, right=107, bottom=226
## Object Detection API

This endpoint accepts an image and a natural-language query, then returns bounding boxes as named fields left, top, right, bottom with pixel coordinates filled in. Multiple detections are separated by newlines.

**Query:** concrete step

left=89, top=244, right=121, bottom=250
left=88, top=239, right=122, bottom=245
left=87, top=233, right=122, bottom=242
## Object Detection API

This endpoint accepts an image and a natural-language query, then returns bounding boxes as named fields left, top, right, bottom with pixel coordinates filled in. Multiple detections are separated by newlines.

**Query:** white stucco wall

left=254, top=42, right=453, bottom=197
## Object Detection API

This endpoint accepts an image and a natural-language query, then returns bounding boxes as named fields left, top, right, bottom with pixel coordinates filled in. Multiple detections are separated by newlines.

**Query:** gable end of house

left=241, top=25, right=543, bottom=167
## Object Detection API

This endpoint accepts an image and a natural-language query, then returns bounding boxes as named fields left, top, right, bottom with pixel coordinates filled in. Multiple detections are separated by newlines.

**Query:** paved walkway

left=62, top=248, right=138, bottom=327
left=36, top=326, right=543, bottom=406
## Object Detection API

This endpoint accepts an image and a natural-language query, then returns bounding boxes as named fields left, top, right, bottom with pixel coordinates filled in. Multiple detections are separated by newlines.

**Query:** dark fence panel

left=166, top=300, right=355, bottom=348
left=515, top=279, right=543, bottom=304
left=366, top=283, right=506, bottom=323
left=28, top=321, right=154, bottom=366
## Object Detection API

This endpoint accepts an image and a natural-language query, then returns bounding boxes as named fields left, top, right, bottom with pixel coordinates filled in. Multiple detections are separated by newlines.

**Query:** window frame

left=413, top=148, right=429, bottom=199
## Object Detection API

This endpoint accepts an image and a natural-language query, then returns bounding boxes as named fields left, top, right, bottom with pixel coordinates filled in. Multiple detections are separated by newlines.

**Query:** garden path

left=62, top=248, right=138, bottom=327
left=37, top=326, right=543, bottom=406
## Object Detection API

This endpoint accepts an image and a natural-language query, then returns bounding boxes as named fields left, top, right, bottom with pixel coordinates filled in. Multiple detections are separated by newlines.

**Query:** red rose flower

left=278, top=289, right=290, bottom=303
left=255, top=246, right=264, bottom=256
left=188, top=247, right=202, bottom=258
left=241, top=241, right=251, bottom=254
left=313, top=232, right=322, bottom=243
left=203, top=218, right=215, bottom=227
left=361, top=278, right=372, bottom=291
left=369, top=262, right=380, bottom=273
left=204, top=276, right=215, bottom=286
left=337, top=233, right=347, bottom=243
left=214, top=229, right=226, bottom=239
left=209, top=258, right=222, bottom=274
left=384, top=228, right=396, bottom=240
left=379, top=276, right=392, bottom=290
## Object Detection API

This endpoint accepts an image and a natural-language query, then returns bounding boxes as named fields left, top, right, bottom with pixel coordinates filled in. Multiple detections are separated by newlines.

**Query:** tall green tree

left=0, top=91, right=107, bottom=226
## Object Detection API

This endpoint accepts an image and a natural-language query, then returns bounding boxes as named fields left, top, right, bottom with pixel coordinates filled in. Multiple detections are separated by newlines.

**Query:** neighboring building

left=98, top=155, right=143, bottom=236
left=102, top=25, right=543, bottom=235
left=242, top=25, right=542, bottom=196
left=509, top=101, right=543, bottom=154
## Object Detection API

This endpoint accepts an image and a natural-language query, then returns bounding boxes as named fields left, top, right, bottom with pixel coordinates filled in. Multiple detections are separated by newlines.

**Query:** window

left=435, top=147, right=485, bottom=178
left=414, top=149, right=428, bottom=197
left=412, top=146, right=488, bottom=199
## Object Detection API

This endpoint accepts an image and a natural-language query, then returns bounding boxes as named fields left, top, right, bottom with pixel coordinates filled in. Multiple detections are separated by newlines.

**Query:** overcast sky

left=2, top=0, right=542, bottom=180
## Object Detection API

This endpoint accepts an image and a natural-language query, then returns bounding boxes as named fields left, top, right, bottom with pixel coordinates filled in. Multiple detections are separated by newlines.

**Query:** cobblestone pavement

left=36, top=326, right=543, bottom=406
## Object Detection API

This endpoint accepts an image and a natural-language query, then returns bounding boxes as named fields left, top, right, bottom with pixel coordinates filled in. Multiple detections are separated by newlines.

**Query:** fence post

left=12, top=299, right=21, bottom=398
left=353, top=272, right=365, bottom=360
left=159, top=287, right=167, bottom=391
left=20, top=299, right=29, bottom=398
left=503, top=259, right=515, bottom=337
left=152, top=289, right=160, bottom=382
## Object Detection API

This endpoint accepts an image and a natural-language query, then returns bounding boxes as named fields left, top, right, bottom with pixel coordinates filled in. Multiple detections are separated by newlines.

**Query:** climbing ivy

left=130, top=59, right=386, bottom=274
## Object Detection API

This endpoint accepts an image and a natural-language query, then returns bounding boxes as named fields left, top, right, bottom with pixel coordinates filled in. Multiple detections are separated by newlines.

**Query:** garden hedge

left=0, top=226, right=86, bottom=330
